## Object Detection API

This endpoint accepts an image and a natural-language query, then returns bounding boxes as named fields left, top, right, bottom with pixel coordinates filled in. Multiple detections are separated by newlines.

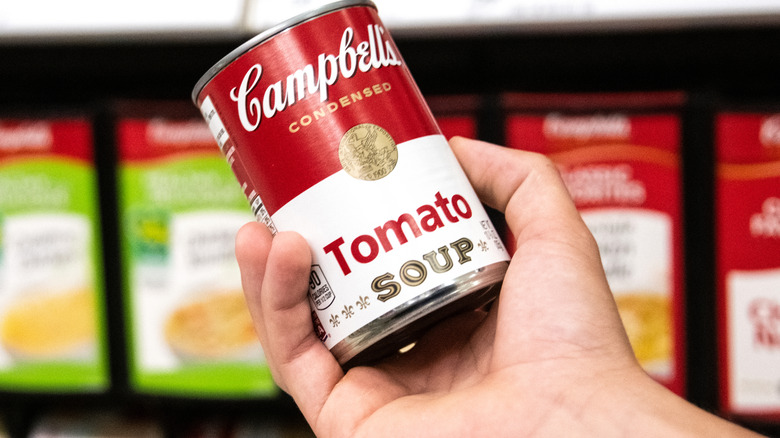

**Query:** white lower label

left=0, top=214, right=94, bottom=366
left=727, top=268, right=780, bottom=412
left=134, top=211, right=262, bottom=370
left=582, top=209, right=674, bottom=378
left=273, top=135, right=510, bottom=349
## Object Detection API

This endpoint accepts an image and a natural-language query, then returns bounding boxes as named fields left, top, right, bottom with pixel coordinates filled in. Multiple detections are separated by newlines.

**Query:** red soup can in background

left=191, top=0, right=509, bottom=368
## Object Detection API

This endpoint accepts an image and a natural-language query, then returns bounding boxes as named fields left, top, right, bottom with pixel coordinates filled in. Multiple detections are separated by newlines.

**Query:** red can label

left=194, top=4, right=509, bottom=353
left=716, top=112, right=780, bottom=418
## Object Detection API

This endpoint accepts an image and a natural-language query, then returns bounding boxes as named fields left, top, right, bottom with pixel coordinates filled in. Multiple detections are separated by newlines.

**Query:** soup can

left=192, top=0, right=509, bottom=368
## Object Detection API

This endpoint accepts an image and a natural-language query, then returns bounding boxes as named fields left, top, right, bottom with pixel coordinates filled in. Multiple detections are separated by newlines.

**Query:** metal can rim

left=190, top=0, right=377, bottom=105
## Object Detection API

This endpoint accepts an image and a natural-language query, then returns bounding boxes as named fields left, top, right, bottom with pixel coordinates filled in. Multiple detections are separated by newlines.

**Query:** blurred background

left=2, top=0, right=780, bottom=436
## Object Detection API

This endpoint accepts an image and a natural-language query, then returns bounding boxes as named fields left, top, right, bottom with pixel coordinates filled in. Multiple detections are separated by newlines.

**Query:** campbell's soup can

left=192, top=0, right=509, bottom=368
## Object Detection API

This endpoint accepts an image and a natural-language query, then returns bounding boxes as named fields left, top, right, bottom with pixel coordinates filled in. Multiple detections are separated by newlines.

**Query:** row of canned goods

left=0, top=96, right=481, bottom=400
left=0, top=92, right=777, bottom=423
left=502, top=91, right=780, bottom=423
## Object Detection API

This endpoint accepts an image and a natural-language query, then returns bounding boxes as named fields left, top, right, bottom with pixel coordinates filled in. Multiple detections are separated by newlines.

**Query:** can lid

left=191, top=0, right=377, bottom=105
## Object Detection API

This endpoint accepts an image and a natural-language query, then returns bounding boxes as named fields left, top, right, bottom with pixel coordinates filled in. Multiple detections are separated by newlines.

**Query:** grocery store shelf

left=3, top=0, right=780, bottom=43
left=2, top=2, right=780, bottom=436
left=0, top=0, right=246, bottom=43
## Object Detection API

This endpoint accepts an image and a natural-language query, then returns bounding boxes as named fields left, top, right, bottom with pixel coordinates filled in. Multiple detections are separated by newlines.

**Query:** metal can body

left=192, top=0, right=509, bottom=368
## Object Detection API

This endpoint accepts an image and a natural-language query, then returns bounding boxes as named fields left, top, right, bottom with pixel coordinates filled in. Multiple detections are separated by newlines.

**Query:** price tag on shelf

left=244, top=0, right=780, bottom=34
left=373, top=0, right=473, bottom=27
left=244, top=0, right=333, bottom=30
left=466, top=0, right=594, bottom=23
left=375, top=0, right=596, bottom=31
left=0, top=0, right=245, bottom=38
left=4, top=0, right=780, bottom=39
left=244, top=0, right=479, bottom=31
left=591, top=0, right=780, bottom=20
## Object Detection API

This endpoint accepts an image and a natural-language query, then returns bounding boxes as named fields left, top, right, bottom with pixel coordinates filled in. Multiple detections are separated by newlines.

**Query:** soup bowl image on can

left=192, top=0, right=510, bottom=368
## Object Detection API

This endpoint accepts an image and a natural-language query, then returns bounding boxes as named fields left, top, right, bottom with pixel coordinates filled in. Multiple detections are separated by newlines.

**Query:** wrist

left=583, top=368, right=764, bottom=438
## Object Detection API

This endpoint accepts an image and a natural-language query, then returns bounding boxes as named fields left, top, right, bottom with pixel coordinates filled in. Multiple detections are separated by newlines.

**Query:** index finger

left=449, top=136, right=588, bottom=243
left=448, top=137, right=622, bottom=367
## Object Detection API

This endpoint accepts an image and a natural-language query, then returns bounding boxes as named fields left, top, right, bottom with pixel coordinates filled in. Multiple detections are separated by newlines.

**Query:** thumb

left=235, top=223, right=344, bottom=424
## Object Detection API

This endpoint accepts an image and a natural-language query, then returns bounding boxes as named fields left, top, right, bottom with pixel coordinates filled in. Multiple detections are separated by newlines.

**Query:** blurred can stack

left=0, top=117, right=109, bottom=393
left=715, top=111, right=780, bottom=422
left=115, top=102, right=275, bottom=398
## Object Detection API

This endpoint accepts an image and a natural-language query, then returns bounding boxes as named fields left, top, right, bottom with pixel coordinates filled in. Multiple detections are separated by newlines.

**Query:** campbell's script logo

left=759, top=115, right=780, bottom=148
left=749, top=298, right=780, bottom=349
left=230, top=25, right=402, bottom=132
left=0, top=122, right=53, bottom=152
left=543, top=113, right=631, bottom=142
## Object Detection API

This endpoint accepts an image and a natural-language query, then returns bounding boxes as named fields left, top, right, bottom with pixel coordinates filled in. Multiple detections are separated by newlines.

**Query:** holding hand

left=236, top=137, right=763, bottom=437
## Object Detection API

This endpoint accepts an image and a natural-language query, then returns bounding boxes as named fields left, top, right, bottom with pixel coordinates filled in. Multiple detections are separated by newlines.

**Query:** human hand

left=236, top=137, right=763, bottom=437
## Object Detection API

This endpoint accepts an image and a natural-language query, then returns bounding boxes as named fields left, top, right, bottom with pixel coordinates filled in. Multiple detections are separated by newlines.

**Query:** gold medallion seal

left=339, top=124, right=398, bottom=181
